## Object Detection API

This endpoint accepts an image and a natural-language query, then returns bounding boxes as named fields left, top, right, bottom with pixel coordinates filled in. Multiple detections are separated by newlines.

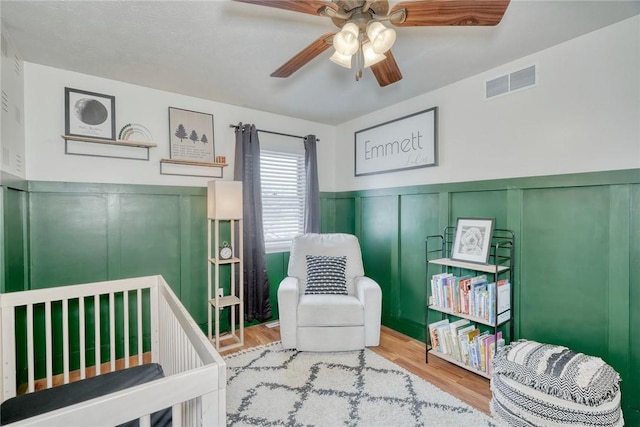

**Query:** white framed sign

left=354, top=107, right=437, bottom=176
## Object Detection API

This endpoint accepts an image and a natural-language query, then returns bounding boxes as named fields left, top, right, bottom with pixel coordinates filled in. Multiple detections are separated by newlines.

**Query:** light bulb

left=362, top=42, right=386, bottom=68
left=330, top=50, right=352, bottom=68
left=366, top=21, right=396, bottom=54
left=333, top=22, right=359, bottom=56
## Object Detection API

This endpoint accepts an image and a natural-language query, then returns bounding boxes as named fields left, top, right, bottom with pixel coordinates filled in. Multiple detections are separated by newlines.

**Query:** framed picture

left=65, top=88, right=116, bottom=140
left=168, top=107, right=215, bottom=163
left=451, top=217, right=495, bottom=264
left=354, top=107, right=437, bottom=176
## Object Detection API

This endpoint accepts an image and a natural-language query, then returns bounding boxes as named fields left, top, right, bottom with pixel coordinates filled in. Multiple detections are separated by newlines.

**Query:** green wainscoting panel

left=3, top=187, right=28, bottom=293
left=398, top=192, right=440, bottom=339
left=184, top=195, right=208, bottom=326
left=450, top=190, right=508, bottom=228
left=630, top=184, right=640, bottom=411
left=266, top=252, right=289, bottom=321
left=118, top=194, right=182, bottom=296
left=359, top=195, right=399, bottom=326
left=520, top=186, right=609, bottom=357
left=320, top=194, right=356, bottom=234
left=30, top=192, right=109, bottom=288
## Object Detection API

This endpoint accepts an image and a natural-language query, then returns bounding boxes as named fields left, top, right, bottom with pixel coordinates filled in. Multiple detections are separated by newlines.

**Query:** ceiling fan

left=234, top=0, right=511, bottom=87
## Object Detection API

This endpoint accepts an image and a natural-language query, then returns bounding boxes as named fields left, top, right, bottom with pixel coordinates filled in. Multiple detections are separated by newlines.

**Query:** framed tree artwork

left=168, top=107, right=215, bottom=162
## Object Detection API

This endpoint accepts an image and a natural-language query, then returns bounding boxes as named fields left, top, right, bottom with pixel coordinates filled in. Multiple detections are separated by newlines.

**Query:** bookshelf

left=425, top=227, right=514, bottom=378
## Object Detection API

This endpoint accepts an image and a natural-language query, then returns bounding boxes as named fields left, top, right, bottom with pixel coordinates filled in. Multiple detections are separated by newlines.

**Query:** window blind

left=260, top=149, right=306, bottom=253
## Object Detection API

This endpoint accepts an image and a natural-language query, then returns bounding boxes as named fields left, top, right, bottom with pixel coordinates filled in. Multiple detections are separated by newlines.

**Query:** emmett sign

left=355, top=107, right=437, bottom=176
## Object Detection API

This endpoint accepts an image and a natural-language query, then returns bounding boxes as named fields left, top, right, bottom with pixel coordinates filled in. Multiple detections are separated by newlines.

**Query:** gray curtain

left=303, top=134, right=320, bottom=233
left=234, top=123, right=272, bottom=322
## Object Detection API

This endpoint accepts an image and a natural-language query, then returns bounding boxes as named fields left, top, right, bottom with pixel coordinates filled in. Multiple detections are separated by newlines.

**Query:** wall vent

left=1, top=90, right=8, bottom=113
left=14, top=55, right=22, bottom=76
left=485, top=64, right=536, bottom=99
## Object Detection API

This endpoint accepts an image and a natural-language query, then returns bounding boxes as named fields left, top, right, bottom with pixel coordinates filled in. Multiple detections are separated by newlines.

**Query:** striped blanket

left=492, top=340, right=620, bottom=406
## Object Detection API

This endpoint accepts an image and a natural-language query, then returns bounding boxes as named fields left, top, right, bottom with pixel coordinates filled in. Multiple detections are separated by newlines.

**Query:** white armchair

left=278, top=233, right=382, bottom=352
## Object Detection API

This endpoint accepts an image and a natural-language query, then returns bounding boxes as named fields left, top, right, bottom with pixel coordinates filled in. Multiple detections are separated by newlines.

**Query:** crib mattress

left=1, top=363, right=171, bottom=426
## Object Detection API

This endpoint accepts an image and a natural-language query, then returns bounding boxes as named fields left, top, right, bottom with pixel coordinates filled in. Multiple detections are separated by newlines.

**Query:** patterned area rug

left=224, top=342, right=502, bottom=426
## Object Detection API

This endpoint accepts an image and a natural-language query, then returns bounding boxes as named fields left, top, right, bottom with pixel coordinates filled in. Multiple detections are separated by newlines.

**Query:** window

left=260, top=149, right=306, bottom=253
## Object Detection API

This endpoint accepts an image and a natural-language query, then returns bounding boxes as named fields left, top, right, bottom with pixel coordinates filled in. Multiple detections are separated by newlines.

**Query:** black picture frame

left=450, top=217, right=495, bottom=264
left=354, top=107, right=438, bottom=176
left=64, top=87, right=116, bottom=140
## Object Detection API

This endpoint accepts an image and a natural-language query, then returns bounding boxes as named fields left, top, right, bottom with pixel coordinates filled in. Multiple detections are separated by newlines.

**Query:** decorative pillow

left=304, top=255, right=348, bottom=295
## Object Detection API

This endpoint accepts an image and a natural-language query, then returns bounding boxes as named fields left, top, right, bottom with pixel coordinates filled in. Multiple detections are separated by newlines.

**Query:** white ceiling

left=2, top=0, right=640, bottom=125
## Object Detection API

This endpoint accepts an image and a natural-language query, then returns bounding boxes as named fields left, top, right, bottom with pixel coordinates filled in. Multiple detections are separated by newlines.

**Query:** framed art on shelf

left=65, top=88, right=116, bottom=140
left=168, top=107, right=215, bottom=163
left=451, top=217, right=495, bottom=264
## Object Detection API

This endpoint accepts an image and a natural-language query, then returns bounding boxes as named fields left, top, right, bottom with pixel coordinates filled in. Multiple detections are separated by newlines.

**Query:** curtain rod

left=228, top=124, right=319, bottom=142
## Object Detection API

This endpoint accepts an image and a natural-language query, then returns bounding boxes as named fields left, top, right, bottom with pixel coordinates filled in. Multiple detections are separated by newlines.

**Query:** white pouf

left=490, top=340, right=623, bottom=427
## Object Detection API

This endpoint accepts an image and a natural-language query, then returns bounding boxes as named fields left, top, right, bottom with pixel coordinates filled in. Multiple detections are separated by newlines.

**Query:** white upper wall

left=334, top=16, right=640, bottom=192
left=23, top=63, right=336, bottom=189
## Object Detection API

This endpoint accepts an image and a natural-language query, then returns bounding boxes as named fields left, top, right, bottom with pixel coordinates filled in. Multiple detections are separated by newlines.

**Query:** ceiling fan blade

left=233, top=0, right=336, bottom=16
left=371, top=50, right=403, bottom=87
left=390, top=0, right=510, bottom=27
left=271, top=33, right=335, bottom=78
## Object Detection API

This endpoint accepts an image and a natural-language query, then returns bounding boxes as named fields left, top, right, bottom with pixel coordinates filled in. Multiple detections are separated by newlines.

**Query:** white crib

left=0, top=275, right=225, bottom=426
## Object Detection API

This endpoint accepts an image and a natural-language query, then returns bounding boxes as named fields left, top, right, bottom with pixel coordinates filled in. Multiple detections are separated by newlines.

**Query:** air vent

left=1, top=90, right=8, bottom=113
left=14, top=55, right=22, bottom=76
left=485, top=64, right=536, bottom=99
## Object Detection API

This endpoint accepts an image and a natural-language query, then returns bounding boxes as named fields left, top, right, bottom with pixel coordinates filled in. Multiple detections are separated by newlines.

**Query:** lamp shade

left=330, top=50, right=352, bottom=68
left=333, top=22, right=359, bottom=56
left=362, top=42, right=386, bottom=68
left=207, top=180, right=243, bottom=219
left=366, top=21, right=396, bottom=54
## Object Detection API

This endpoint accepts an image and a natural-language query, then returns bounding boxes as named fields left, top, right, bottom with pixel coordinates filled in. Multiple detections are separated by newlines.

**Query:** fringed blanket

left=492, top=340, right=620, bottom=406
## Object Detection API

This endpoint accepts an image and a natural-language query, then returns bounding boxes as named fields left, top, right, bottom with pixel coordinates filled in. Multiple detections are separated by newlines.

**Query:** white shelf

left=428, top=349, right=491, bottom=379
left=208, top=295, right=242, bottom=308
left=429, top=257, right=509, bottom=274
left=208, top=257, right=241, bottom=264
left=208, top=218, right=244, bottom=352
left=428, top=305, right=511, bottom=328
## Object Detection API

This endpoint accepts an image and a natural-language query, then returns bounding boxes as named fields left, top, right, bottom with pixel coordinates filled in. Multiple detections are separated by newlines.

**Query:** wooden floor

left=218, top=324, right=492, bottom=415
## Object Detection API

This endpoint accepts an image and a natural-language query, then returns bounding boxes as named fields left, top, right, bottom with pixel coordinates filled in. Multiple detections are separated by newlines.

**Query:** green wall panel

left=184, top=195, right=207, bottom=326
left=30, top=193, right=109, bottom=288
left=360, top=195, right=398, bottom=325
left=3, top=187, right=28, bottom=293
left=450, top=190, right=508, bottom=228
left=398, top=193, right=440, bottom=339
left=520, top=186, right=609, bottom=357
left=118, top=194, right=181, bottom=295
left=630, top=185, right=640, bottom=411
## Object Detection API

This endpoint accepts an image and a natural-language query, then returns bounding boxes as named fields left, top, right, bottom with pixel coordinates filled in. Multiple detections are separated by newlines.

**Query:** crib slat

left=150, top=286, right=159, bottom=363
left=137, top=288, right=143, bottom=366
left=172, top=403, right=183, bottom=427
left=109, top=292, right=116, bottom=372
left=139, top=414, right=151, bottom=427
left=78, top=297, right=87, bottom=380
left=124, top=291, right=130, bottom=368
left=27, top=304, right=34, bottom=393
left=45, top=301, right=52, bottom=389
left=1, top=306, right=16, bottom=400
left=95, top=295, right=101, bottom=375
left=63, top=298, right=69, bottom=384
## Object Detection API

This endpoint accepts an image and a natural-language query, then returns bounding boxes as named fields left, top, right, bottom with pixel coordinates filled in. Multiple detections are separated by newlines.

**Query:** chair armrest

left=277, top=277, right=300, bottom=349
left=354, top=276, right=382, bottom=346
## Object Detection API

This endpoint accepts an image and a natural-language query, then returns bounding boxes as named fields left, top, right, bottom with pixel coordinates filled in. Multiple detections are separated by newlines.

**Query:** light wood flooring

left=218, top=324, right=492, bottom=415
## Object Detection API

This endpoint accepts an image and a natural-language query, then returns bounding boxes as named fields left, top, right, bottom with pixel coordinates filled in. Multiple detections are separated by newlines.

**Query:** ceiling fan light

left=329, top=50, right=352, bottom=69
left=366, top=21, right=396, bottom=54
left=362, top=42, right=386, bottom=68
left=333, top=22, right=359, bottom=56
